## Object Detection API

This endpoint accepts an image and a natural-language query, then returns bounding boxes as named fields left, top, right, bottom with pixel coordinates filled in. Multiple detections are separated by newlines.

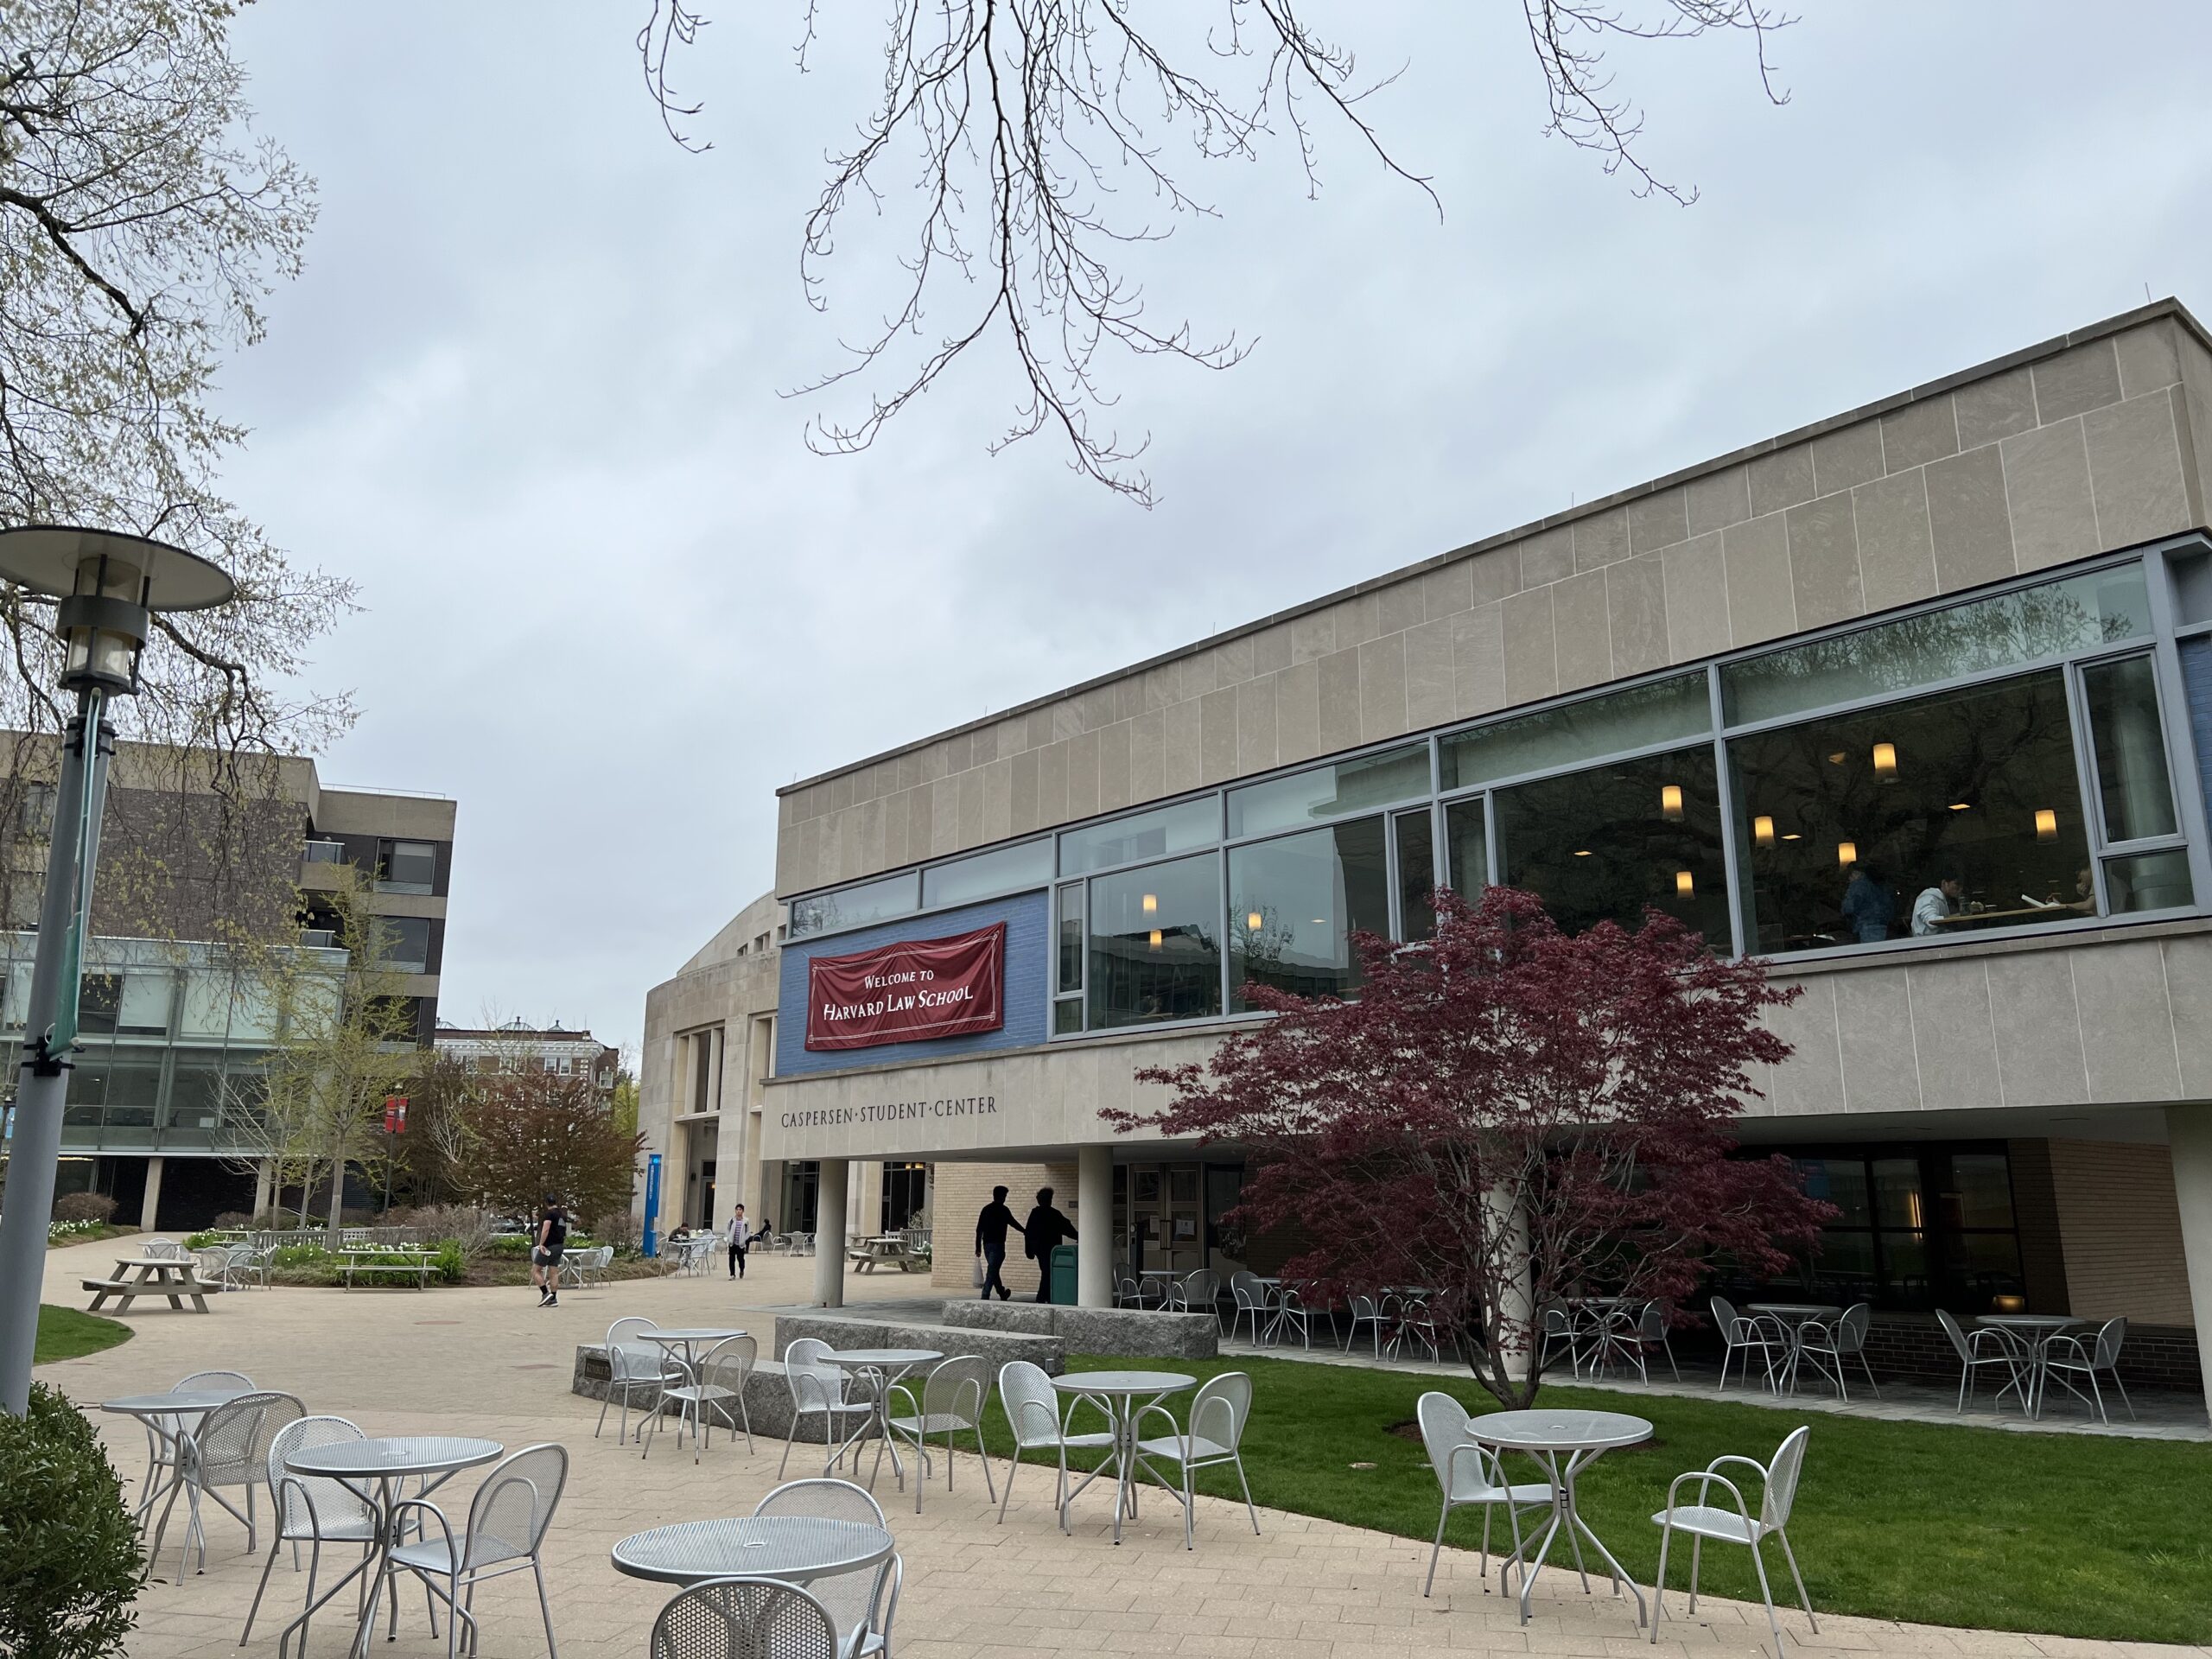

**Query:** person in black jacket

left=974, top=1186, right=1024, bottom=1301
left=1022, top=1187, right=1077, bottom=1304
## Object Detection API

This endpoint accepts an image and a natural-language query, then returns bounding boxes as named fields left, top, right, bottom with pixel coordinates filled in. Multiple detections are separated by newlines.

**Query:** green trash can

left=1047, top=1243, right=1079, bottom=1306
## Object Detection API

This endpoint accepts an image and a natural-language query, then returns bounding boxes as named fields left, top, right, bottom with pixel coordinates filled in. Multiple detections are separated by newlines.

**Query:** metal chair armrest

left=1062, top=1392, right=1118, bottom=1439
left=388, top=1497, right=458, bottom=1571
left=885, top=1381, right=922, bottom=1423
left=1665, top=1467, right=1758, bottom=1530
left=1445, top=1440, right=1504, bottom=1493
left=2039, top=1333, right=2092, bottom=1367
left=1130, top=1400, right=1184, bottom=1452
left=1009, top=1395, right=1067, bottom=1446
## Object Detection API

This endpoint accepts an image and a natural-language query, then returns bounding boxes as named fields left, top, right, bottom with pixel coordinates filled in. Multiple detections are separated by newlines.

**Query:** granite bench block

left=770, top=1313, right=1065, bottom=1376
left=940, top=1300, right=1219, bottom=1359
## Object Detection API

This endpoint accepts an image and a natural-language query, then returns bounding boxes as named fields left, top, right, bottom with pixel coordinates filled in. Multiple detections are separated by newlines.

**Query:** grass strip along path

left=971, top=1354, right=2212, bottom=1646
left=35, top=1303, right=130, bottom=1363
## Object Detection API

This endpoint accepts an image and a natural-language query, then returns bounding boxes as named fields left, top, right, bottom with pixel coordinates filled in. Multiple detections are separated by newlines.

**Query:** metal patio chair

left=2039, top=1316, right=2133, bottom=1423
left=389, top=1442, right=567, bottom=1659
left=1792, top=1303, right=1878, bottom=1401
left=1713, top=1296, right=1787, bottom=1394
left=1344, top=1293, right=1390, bottom=1359
left=1650, top=1424, right=1817, bottom=1657
left=1414, top=1389, right=1554, bottom=1596
left=1226, top=1272, right=1271, bottom=1344
left=598, top=1317, right=681, bottom=1443
left=649, top=1577, right=841, bottom=1659
left=143, top=1236, right=183, bottom=1259
left=154, top=1389, right=304, bottom=1576
left=239, top=1414, right=383, bottom=1649
left=1539, top=1306, right=1585, bottom=1377
left=1269, top=1285, right=1315, bottom=1351
left=142, top=1369, right=254, bottom=1507
left=1131, top=1370, right=1262, bottom=1551
left=995, top=1360, right=1115, bottom=1533
left=1167, top=1268, right=1220, bottom=1321
left=752, top=1480, right=898, bottom=1656
left=651, top=1333, right=758, bottom=1462
left=1936, top=1308, right=2029, bottom=1414
left=883, top=1353, right=996, bottom=1513
left=779, top=1338, right=877, bottom=1479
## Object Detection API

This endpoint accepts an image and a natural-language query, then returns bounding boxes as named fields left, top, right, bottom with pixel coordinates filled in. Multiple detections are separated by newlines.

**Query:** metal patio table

left=99, top=1389, right=250, bottom=1556
left=823, top=1348, right=941, bottom=1486
left=1979, top=1313, right=2088, bottom=1416
left=610, top=1515, right=895, bottom=1586
left=1051, top=1370, right=1196, bottom=1544
left=1464, top=1408, right=1653, bottom=1628
left=1745, top=1302, right=1842, bottom=1391
left=282, top=1434, right=503, bottom=1659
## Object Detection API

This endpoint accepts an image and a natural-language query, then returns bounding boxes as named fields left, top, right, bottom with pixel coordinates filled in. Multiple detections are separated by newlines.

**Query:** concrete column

left=2165, top=1106, right=2212, bottom=1423
left=1077, top=1145, right=1113, bottom=1308
left=813, top=1158, right=849, bottom=1307
left=1484, top=1182, right=1533, bottom=1379
left=251, top=1159, right=274, bottom=1220
left=855, top=1160, right=884, bottom=1237
left=139, top=1156, right=166, bottom=1233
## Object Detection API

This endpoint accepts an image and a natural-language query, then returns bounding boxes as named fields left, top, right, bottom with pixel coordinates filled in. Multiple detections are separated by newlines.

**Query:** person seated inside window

left=1910, top=869, right=1966, bottom=935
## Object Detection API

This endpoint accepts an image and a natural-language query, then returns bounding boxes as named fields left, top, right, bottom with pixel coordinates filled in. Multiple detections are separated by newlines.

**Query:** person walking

left=725, top=1204, right=750, bottom=1281
left=531, top=1198, right=568, bottom=1308
left=974, top=1186, right=1024, bottom=1301
left=1022, top=1187, right=1077, bottom=1305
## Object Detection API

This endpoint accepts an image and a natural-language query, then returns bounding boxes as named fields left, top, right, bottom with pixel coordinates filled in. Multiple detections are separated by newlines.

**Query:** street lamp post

left=0, top=527, right=234, bottom=1415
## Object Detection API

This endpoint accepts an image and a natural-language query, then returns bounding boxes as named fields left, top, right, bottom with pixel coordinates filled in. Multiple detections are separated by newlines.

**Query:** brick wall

left=2048, top=1139, right=2196, bottom=1325
left=929, top=1160, right=1080, bottom=1293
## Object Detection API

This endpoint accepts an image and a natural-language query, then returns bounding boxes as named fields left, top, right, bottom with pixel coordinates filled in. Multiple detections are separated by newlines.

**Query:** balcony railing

left=302, top=840, right=347, bottom=864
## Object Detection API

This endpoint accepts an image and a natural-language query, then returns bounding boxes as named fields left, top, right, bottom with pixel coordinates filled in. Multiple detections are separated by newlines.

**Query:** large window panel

left=2106, top=848, right=2194, bottom=913
left=1722, top=563, right=2151, bottom=725
left=1061, top=798, right=1219, bottom=875
left=922, top=839, right=1052, bottom=907
left=788, top=871, right=918, bottom=938
left=1227, top=745, right=1428, bottom=838
left=1442, top=672, right=1709, bottom=790
left=1444, top=798, right=1489, bottom=898
left=1729, top=671, right=2093, bottom=953
left=1229, top=819, right=1390, bottom=1007
left=2082, top=653, right=2178, bottom=843
left=1087, top=853, right=1221, bottom=1028
left=1494, top=747, right=1730, bottom=945
left=1393, top=809, right=1437, bottom=941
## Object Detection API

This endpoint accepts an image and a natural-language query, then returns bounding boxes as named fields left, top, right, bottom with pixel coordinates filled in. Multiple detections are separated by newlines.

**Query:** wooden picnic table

left=846, top=1234, right=926, bottom=1273
left=85, top=1255, right=211, bottom=1313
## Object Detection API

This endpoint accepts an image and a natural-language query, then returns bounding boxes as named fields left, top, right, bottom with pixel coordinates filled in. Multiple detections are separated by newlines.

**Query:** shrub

left=210, top=1211, right=255, bottom=1230
left=49, top=1192, right=117, bottom=1225
left=0, top=1383, right=142, bottom=1658
left=490, top=1235, right=531, bottom=1258
left=407, top=1205, right=497, bottom=1262
left=181, top=1231, right=219, bottom=1250
left=46, top=1219, right=108, bottom=1245
left=433, top=1241, right=467, bottom=1283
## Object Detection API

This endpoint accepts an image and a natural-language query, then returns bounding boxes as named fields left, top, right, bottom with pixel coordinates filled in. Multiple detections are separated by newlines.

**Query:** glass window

left=2082, top=654, right=2178, bottom=843
left=1441, top=672, right=1709, bottom=790
left=377, top=839, right=437, bottom=891
left=2, top=961, right=29, bottom=1032
left=1055, top=882, right=1084, bottom=993
left=1946, top=1153, right=2014, bottom=1230
left=1796, top=1156, right=1871, bottom=1226
left=788, top=871, right=918, bottom=938
left=1728, top=671, right=2093, bottom=953
left=78, top=974, right=120, bottom=1036
left=1723, top=564, right=2152, bottom=725
left=1229, top=819, right=1390, bottom=1007
left=374, top=917, right=432, bottom=972
left=1394, top=809, right=1437, bottom=941
left=1871, top=1158, right=1924, bottom=1231
left=1059, top=798, right=1218, bottom=875
left=1493, top=747, right=1731, bottom=945
left=1226, top=745, right=1428, bottom=837
left=1052, top=998, right=1083, bottom=1035
left=922, top=839, right=1052, bottom=908
left=1444, top=798, right=1488, bottom=897
left=117, top=973, right=171, bottom=1036
left=2105, top=848, right=2194, bottom=912
left=1086, top=853, right=1221, bottom=1029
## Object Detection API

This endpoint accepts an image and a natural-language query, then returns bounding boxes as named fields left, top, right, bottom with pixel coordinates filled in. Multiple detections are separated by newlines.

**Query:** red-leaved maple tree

left=1109, top=886, right=1833, bottom=1408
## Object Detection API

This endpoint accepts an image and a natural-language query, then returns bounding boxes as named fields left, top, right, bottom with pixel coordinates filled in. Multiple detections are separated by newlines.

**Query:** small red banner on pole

left=384, top=1096, right=409, bottom=1134
left=804, top=923, right=1007, bottom=1052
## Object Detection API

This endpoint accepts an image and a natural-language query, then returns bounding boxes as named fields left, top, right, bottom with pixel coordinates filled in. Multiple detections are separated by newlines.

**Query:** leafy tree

left=1114, top=885, right=1832, bottom=1409
left=608, top=1066, right=639, bottom=1136
left=0, top=1382, right=141, bottom=1659
left=467, top=1065, right=645, bottom=1235
left=1, top=0, right=353, bottom=755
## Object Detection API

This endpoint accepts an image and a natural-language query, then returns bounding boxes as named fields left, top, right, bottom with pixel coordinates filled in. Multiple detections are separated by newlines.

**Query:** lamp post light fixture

left=0, top=526, right=233, bottom=1416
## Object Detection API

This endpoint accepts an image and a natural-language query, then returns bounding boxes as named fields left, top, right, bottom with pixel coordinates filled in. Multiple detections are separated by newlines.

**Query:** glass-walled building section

left=785, top=543, right=2212, bottom=1040
left=0, top=935, right=344, bottom=1156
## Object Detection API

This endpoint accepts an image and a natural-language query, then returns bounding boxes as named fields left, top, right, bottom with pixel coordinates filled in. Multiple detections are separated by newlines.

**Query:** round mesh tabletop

left=823, top=1349, right=940, bottom=1368
left=100, top=1390, right=243, bottom=1416
left=611, top=1516, right=895, bottom=1586
left=287, top=1436, right=503, bottom=1479
left=1049, top=1370, right=1196, bottom=1395
left=1465, top=1409, right=1652, bottom=1453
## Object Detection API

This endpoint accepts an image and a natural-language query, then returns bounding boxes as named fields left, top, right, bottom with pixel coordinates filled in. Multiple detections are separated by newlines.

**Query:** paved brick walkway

left=36, top=1239, right=2205, bottom=1659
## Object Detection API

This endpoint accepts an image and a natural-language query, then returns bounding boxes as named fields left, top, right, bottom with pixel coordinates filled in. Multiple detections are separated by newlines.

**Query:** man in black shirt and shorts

left=533, top=1198, right=568, bottom=1307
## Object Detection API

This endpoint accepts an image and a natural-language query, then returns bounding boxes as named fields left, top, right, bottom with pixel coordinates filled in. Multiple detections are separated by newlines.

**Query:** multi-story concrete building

left=635, top=893, right=944, bottom=1248
left=0, top=740, right=456, bottom=1229
left=434, top=1020, right=621, bottom=1104
left=757, top=298, right=2212, bottom=1399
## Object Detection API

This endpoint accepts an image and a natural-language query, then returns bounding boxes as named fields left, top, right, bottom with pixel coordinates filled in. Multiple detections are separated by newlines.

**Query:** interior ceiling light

left=1752, top=815, right=1776, bottom=849
left=1950, top=802, right=1972, bottom=812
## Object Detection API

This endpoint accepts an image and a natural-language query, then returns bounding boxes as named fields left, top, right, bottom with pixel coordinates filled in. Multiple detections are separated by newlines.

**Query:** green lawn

left=981, top=1355, right=2212, bottom=1645
left=34, top=1303, right=131, bottom=1363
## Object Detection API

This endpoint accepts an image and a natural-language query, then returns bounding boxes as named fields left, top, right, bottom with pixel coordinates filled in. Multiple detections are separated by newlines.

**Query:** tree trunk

left=297, top=1159, right=316, bottom=1227
left=324, top=1142, right=346, bottom=1248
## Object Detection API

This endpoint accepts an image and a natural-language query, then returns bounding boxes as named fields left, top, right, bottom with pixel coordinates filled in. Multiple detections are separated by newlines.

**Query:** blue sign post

left=642, top=1153, right=663, bottom=1258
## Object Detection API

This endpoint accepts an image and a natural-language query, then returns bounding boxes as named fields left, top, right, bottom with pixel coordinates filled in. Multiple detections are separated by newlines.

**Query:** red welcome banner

left=804, top=923, right=1007, bottom=1052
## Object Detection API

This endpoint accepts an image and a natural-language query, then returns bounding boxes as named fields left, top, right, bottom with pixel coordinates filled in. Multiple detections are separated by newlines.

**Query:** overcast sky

left=213, top=2, right=2212, bottom=1056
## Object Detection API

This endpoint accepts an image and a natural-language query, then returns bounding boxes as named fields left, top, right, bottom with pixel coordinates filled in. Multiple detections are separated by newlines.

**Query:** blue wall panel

left=775, top=892, right=1051, bottom=1078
